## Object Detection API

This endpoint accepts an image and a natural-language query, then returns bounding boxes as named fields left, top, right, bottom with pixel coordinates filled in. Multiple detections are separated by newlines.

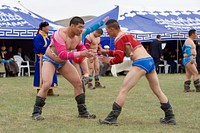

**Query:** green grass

left=0, top=74, right=199, bottom=133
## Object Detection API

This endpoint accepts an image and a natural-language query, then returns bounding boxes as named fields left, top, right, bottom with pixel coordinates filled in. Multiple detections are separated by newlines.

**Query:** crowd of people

left=0, top=46, right=28, bottom=77
left=149, top=35, right=200, bottom=74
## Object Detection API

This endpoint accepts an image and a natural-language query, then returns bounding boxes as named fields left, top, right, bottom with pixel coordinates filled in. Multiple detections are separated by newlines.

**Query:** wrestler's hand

left=88, top=49, right=97, bottom=54
left=80, top=50, right=94, bottom=58
left=99, top=56, right=110, bottom=64
left=101, top=49, right=109, bottom=54
left=103, top=16, right=109, bottom=23
left=190, top=60, right=194, bottom=64
left=130, top=52, right=134, bottom=60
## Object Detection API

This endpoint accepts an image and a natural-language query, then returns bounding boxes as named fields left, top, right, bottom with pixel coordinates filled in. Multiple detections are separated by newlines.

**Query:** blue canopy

left=85, top=6, right=200, bottom=45
left=0, top=1, right=61, bottom=39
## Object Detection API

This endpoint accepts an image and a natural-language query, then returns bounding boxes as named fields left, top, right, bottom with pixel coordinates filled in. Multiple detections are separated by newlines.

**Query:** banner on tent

left=101, top=31, right=200, bottom=41
left=0, top=29, right=54, bottom=39
left=0, top=1, right=61, bottom=38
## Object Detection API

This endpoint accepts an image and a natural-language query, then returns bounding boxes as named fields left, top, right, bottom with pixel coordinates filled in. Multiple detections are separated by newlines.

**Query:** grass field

left=0, top=74, right=199, bottom=133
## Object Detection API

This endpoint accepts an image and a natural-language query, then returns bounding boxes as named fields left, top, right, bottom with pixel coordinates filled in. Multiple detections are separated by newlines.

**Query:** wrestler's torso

left=115, top=32, right=150, bottom=61
left=88, top=34, right=100, bottom=49
left=46, top=28, right=81, bottom=63
left=184, top=38, right=196, bottom=56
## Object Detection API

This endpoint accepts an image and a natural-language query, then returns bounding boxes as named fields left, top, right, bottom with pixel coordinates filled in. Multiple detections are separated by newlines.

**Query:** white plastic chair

left=14, top=55, right=30, bottom=76
left=174, top=60, right=182, bottom=73
left=163, top=60, right=171, bottom=74
left=158, top=64, right=164, bottom=73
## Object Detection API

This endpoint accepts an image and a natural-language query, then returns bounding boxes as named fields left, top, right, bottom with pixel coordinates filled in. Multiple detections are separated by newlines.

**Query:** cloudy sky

left=18, top=0, right=200, bottom=21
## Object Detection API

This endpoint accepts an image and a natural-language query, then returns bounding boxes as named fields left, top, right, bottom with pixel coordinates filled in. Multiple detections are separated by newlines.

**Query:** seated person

left=163, top=48, right=177, bottom=73
left=1, top=46, right=19, bottom=76
left=0, top=56, right=6, bottom=76
left=15, top=47, right=25, bottom=60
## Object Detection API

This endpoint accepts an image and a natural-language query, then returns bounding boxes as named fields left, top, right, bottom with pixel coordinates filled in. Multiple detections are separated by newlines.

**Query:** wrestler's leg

left=58, top=61, right=83, bottom=96
left=32, top=61, right=55, bottom=120
left=99, top=66, right=145, bottom=125
left=184, top=65, right=193, bottom=92
left=87, top=58, right=95, bottom=89
left=186, top=63, right=199, bottom=81
left=88, top=57, right=94, bottom=76
left=72, top=61, right=82, bottom=77
left=185, top=65, right=192, bottom=81
left=187, top=63, right=200, bottom=92
left=146, top=70, right=168, bottom=103
left=94, top=57, right=105, bottom=88
left=80, top=59, right=90, bottom=92
left=80, top=58, right=89, bottom=77
left=94, top=56, right=100, bottom=76
left=146, top=70, right=176, bottom=125
left=58, top=61, right=96, bottom=118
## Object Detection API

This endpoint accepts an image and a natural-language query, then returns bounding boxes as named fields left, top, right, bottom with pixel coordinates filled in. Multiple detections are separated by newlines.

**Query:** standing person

left=182, top=29, right=200, bottom=92
left=100, top=45, right=110, bottom=76
left=32, top=17, right=96, bottom=120
left=99, top=19, right=176, bottom=125
left=33, top=22, right=58, bottom=96
left=195, top=41, right=200, bottom=73
left=85, top=29, right=106, bottom=89
left=72, top=16, right=109, bottom=90
left=150, top=35, right=163, bottom=73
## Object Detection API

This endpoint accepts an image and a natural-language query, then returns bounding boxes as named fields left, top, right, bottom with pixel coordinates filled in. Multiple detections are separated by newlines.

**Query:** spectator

left=175, top=48, right=183, bottom=64
left=149, top=35, right=163, bottom=73
left=0, top=50, right=6, bottom=76
left=1, top=46, right=19, bottom=76
left=100, top=45, right=111, bottom=76
left=0, top=45, right=7, bottom=59
left=15, top=47, right=25, bottom=60
left=5, top=46, right=14, bottom=60
left=163, top=49, right=177, bottom=73
left=196, top=41, right=200, bottom=72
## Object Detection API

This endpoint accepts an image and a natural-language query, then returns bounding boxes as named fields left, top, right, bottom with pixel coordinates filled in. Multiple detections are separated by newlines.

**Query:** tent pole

left=177, top=31, right=179, bottom=73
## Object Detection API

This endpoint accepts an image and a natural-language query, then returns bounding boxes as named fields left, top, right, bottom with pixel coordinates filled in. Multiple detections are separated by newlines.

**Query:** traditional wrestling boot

left=160, top=101, right=176, bottom=125
left=47, top=89, right=59, bottom=96
left=88, top=75, right=95, bottom=90
left=32, top=96, right=46, bottom=120
left=194, top=79, right=200, bottom=92
left=184, top=80, right=194, bottom=92
left=99, top=102, right=121, bottom=125
left=75, top=93, right=96, bottom=119
left=95, top=75, right=106, bottom=88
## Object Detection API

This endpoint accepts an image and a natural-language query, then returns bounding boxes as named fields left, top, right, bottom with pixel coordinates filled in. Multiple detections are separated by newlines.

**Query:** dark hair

left=105, top=19, right=120, bottom=29
left=188, top=29, right=196, bottom=36
left=96, top=28, right=103, bottom=35
left=69, top=16, right=84, bottom=26
left=39, top=22, right=49, bottom=30
left=156, top=35, right=161, bottom=39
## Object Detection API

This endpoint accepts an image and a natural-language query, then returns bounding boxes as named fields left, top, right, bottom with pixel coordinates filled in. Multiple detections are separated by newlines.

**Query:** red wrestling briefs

left=73, top=56, right=86, bottom=64
left=108, top=33, right=142, bottom=65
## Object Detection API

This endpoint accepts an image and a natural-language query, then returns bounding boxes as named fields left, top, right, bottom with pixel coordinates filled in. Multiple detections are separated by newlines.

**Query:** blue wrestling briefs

left=182, top=57, right=192, bottom=66
left=132, top=57, right=155, bottom=74
left=182, top=44, right=192, bottom=66
left=43, top=54, right=66, bottom=69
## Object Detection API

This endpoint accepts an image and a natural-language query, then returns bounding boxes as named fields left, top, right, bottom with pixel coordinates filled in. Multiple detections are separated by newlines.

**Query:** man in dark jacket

left=150, top=35, right=163, bottom=73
